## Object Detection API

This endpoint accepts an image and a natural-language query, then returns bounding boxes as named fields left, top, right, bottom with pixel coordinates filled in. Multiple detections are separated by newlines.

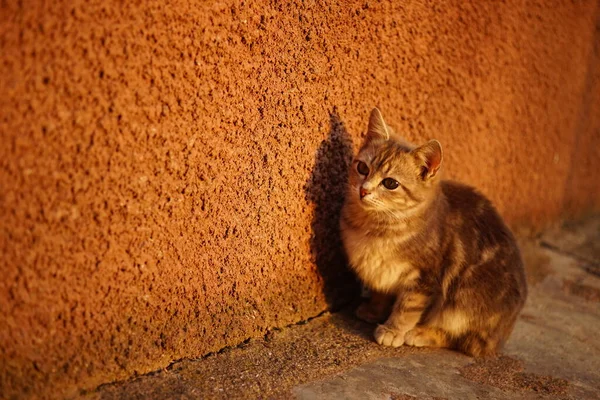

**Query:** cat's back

left=438, top=180, right=527, bottom=340
left=441, top=180, right=515, bottom=246
left=439, top=180, right=526, bottom=298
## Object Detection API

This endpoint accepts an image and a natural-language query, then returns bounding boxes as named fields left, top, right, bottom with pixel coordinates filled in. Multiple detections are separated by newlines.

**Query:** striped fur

left=340, top=108, right=527, bottom=357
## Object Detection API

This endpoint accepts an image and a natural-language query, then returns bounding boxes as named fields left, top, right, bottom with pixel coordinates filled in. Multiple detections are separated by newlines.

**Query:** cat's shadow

left=304, top=108, right=361, bottom=312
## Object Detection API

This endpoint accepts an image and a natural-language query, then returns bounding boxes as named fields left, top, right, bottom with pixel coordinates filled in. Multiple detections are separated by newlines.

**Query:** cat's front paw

left=404, top=328, right=430, bottom=347
left=404, top=327, right=447, bottom=348
left=374, top=324, right=405, bottom=347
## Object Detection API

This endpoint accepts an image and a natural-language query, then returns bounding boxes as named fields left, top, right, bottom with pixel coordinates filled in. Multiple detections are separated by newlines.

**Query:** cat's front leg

left=356, top=290, right=394, bottom=324
left=374, top=290, right=428, bottom=348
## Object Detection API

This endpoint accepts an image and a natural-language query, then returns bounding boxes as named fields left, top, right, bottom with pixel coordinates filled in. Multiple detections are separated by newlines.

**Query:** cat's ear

left=366, top=108, right=390, bottom=141
left=412, top=140, right=443, bottom=180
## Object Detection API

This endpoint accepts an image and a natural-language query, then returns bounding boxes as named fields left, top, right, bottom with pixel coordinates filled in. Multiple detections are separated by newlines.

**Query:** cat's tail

left=456, top=313, right=519, bottom=357
left=455, top=332, right=499, bottom=357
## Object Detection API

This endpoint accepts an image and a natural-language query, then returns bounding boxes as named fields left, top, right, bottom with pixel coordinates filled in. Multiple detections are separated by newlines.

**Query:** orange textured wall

left=1, top=0, right=599, bottom=397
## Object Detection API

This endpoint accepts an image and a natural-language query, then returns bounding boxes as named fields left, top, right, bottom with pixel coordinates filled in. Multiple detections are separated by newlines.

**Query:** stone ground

left=90, top=216, right=600, bottom=400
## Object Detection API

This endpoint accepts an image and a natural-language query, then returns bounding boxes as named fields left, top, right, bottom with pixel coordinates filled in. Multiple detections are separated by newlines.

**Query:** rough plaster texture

left=94, top=219, right=600, bottom=399
left=1, top=0, right=599, bottom=397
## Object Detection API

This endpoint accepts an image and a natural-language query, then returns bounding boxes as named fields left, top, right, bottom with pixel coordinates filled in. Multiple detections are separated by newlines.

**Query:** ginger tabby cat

left=340, top=108, right=527, bottom=356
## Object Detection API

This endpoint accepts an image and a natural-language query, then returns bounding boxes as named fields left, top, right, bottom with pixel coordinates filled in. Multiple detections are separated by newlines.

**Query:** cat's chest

left=341, top=226, right=415, bottom=292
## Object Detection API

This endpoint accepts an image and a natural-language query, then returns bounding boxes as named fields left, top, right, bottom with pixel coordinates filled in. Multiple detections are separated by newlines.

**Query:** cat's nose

left=360, top=187, right=370, bottom=199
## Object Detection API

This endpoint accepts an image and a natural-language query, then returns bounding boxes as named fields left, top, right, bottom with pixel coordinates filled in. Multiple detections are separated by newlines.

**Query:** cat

left=339, top=108, right=528, bottom=357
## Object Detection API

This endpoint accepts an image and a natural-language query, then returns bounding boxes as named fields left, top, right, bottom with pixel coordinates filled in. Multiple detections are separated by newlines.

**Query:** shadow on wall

left=304, top=108, right=360, bottom=310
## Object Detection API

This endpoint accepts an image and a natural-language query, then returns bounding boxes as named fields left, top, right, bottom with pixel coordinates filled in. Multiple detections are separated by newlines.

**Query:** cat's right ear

left=366, top=108, right=390, bottom=141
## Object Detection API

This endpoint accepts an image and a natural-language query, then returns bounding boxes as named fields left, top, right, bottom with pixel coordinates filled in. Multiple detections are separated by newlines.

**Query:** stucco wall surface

left=1, top=0, right=599, bottom=397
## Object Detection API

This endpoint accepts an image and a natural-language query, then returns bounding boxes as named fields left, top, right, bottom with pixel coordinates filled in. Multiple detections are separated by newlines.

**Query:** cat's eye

left=357, top=161, right=369, bottom=175
left=382, top=178, right=399, bottom=190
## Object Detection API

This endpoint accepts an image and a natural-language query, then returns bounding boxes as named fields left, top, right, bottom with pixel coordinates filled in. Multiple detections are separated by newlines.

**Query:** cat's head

left=347, top=108, right=443, bottom=215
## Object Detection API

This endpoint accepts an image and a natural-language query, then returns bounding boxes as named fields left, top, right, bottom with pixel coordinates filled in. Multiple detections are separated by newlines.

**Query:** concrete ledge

left=94, top=217, right=600, bottom=399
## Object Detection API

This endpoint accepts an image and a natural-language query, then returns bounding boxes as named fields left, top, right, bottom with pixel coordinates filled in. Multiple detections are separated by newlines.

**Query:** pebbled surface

left=94, top=217, right=600, bottom=399
left=1, top=0, right=599, bottom=397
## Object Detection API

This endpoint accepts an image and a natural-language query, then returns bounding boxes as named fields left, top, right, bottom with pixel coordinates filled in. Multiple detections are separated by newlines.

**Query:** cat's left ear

left=366, top=108, right=390, bottom=141
left=412, top=140, right=443, bottom=180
